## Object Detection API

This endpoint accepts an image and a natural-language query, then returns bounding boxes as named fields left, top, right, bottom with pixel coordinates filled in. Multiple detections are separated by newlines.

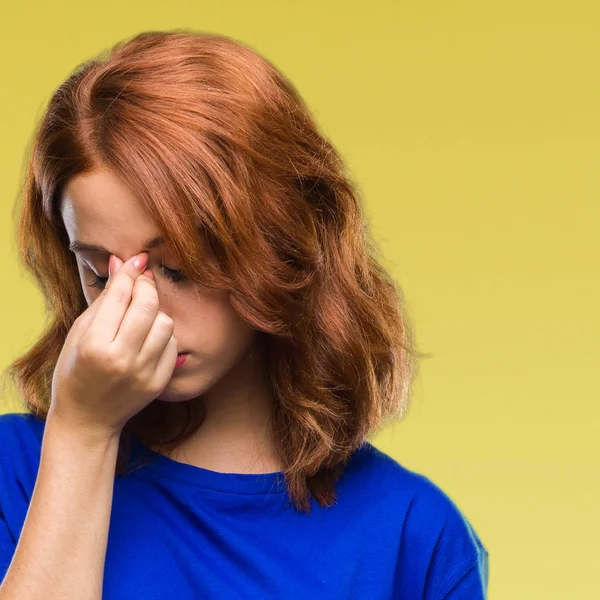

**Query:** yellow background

left=2, top=2, right=598, bottom=598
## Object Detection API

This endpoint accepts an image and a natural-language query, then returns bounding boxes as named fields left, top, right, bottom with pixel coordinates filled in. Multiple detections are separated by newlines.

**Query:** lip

left=174, top=352, right=189, bottom=369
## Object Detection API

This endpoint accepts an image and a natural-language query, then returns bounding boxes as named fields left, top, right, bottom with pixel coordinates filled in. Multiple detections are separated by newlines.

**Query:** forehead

left=60, top=168, right=155, bottom=234
left=60, top=168, right=166, bottom=257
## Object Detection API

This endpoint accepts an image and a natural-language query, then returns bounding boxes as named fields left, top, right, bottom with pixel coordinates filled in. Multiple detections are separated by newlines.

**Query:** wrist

left=45, top=408, right=122, bottom=450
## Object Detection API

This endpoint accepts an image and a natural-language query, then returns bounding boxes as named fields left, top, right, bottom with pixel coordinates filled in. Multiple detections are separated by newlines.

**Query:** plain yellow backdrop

left=1, top=2, right=599, bottom=598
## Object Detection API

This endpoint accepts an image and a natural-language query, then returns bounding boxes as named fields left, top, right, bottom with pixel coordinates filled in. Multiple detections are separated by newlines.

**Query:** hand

left=48, top=252, right=178, bottom=441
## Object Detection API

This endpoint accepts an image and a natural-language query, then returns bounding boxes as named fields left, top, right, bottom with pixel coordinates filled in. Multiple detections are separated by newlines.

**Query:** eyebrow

left=69, top=225, right=205, bottom=256
left=69, top=235, right=166, bottom=256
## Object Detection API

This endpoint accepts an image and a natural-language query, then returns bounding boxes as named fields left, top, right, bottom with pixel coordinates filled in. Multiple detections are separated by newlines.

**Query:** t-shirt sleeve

left=0, top=439, right=18, bottom=584
left=0, top=508, right=17, bottom=584
left=442, top=561, right=488, bottom=599
left=425, top=489, right=489, bottom=600
left=394, top=472, right=489, bottom=599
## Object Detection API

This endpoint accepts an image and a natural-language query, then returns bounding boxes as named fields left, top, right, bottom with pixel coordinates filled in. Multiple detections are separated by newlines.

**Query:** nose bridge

left=150, top=273, right=176, bottom=322
left=151, top=275, right=168, bottom=313
left=153, top=285, right=181, bottom=351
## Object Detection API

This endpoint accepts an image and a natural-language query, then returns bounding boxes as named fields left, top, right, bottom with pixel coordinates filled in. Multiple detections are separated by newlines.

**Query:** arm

left=0, top=414, right=120, bottom=600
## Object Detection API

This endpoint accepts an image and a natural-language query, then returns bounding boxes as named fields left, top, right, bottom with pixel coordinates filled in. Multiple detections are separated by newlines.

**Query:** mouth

left=174, top=352, right=189, bottom=369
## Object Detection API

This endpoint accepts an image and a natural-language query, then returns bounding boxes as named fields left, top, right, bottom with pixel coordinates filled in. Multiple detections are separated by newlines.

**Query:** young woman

left=0, top=29, right=488, bottom=599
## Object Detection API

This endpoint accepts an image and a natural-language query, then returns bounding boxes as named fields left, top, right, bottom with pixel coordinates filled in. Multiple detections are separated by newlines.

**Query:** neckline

left=126, top=436, right=289, bottom=495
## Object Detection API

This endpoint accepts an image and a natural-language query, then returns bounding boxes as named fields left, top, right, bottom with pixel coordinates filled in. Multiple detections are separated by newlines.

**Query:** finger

left=87, top=252, right=149, bottom=346
left=112, top=272, right=160, bottom=356
left=72, top=254, right=123, bottom=332
left=149, top=335, right=179, bottom=393
left=138, top=311, right=176, bottom=369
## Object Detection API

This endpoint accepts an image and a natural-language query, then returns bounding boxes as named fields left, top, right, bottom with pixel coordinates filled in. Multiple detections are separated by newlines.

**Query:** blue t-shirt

left=0, top=412, right=488, bottom=598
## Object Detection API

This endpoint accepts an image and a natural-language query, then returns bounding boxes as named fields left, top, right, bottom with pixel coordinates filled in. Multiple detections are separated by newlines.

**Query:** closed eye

left=86, top=264, right=188, bottom=290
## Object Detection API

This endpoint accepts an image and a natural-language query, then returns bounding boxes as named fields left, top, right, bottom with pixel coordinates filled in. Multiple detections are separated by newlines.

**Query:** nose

left=143, top=267, right=177, bottom=325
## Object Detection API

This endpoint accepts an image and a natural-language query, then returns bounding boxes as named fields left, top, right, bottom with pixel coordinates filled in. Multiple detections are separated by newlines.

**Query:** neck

left=163, top=338, right=283, bottom=475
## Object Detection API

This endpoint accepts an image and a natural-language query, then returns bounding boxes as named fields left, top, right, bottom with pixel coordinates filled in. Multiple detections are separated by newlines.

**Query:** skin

left=58, top=166, right=283, bottom=475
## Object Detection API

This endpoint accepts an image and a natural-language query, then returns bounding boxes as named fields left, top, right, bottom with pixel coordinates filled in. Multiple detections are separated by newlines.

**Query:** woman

left=0, top=29, right=488, bottom=599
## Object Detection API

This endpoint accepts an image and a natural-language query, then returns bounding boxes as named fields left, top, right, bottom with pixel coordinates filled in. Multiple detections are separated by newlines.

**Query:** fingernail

left=114, top=257, right=123, bottom=273
left=133, top=252, right=148, bottom=271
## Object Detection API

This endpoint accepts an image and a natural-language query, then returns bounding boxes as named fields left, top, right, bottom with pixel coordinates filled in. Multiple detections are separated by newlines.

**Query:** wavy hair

left=1, top=29, right=427, bottom=514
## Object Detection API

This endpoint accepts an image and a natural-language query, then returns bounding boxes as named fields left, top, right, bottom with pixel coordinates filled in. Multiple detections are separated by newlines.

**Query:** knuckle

left=77, top=344, right=92, bottom=364
left=134, top=284, right=159, bottom=313
left=131, top=369, right=149, bottom=390
left=72, top=314, right=85, bottom=331
left=109, top=285, right=130, bottom=305
left=156, top=313, right=174, bottom=330
left=145, top=379, right=163, bottom=397
left=104, top=349, right=130, bottom=376
left=131, top=365, right=157, bottom=392
left=138, top=295, right=159, bottom=314
left=79, top=338, right=102, bottom=362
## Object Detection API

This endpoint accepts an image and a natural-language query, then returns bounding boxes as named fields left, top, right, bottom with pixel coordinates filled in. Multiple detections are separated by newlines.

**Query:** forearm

left=0, top=415, right=120, bottom=600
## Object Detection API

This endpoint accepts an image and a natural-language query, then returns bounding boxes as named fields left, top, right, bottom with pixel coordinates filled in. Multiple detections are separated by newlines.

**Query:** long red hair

left=1, top=29, right=427, bottom=513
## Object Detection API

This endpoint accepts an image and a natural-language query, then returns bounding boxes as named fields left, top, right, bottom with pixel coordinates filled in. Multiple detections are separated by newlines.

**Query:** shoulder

left=349, top=442, right=489, bottom=598
left=0, top=410, right=45, bottom=432
left=0, top=411, right=45, bottom=493
left=350, top=441, right=475, bottom=514
left=0, top=411, right=45, bottom=455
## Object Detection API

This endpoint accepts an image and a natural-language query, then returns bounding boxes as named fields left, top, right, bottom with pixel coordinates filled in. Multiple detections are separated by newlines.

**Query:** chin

left=154, top=379, right=209, bottom=403
left=156, top=385, right=209, bottom=403
left=154, top=394, right=198, bottom=403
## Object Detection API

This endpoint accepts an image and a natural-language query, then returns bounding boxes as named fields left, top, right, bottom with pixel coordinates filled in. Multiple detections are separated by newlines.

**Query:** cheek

left=176, top=291, right=255, bottom=355
left=79, top=277, right=95, bottom=307
left=75, top=262, right=99, bottom=307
